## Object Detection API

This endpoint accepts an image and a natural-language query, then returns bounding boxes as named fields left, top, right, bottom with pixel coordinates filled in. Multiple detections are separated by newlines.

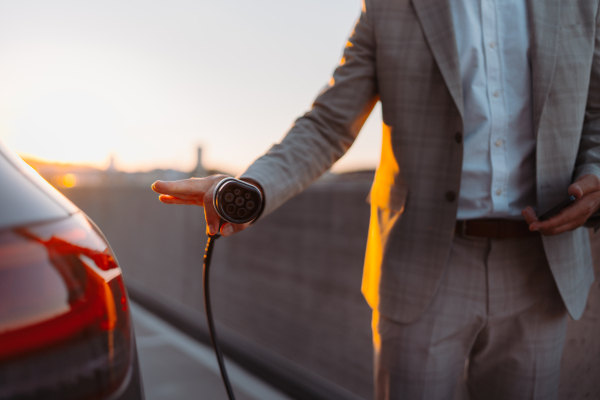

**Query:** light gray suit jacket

left=241, top=0, right=600, bottom=323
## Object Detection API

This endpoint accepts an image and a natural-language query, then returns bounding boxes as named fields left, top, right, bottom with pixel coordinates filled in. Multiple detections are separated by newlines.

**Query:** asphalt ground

left=131, top=302, right=294, bottom=400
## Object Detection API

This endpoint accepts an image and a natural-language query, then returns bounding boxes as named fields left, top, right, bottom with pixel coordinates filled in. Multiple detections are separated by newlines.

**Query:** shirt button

left=496, top=188, right=502, bottom=196
left=489, top=42, right=496, bottom=49
left=495, top=139, right=502, bottom=147
left=493, top=91, right=500, bottom=98
left=455, top=132, right=463, bottom=143
left=445, top=191, right=456, bottom=202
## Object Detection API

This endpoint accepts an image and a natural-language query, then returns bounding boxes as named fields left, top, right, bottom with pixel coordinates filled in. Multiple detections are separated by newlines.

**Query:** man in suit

left=153, top=0, right=600, bottom=398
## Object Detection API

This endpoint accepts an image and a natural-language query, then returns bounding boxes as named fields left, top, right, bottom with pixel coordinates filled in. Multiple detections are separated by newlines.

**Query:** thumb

left=568, top=174, right=600, bottom=199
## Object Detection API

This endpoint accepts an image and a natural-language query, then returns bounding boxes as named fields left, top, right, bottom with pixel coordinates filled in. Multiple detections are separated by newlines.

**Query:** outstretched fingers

left=152, top=178, right=212, bottom=197
left=153, top=175, right=231, bottom=196
left=158, top=195, right=204, bottom=206
left=152, top=175, right=230, bottom=207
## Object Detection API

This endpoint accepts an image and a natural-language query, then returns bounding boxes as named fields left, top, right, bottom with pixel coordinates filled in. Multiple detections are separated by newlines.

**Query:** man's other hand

left=151, top=175, right=251, bottom=237
left=522, top=174, right=600, bottom=235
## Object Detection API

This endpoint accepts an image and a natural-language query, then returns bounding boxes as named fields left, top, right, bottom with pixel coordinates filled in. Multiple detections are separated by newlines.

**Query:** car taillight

left=0, top=212, right=132, bottom=400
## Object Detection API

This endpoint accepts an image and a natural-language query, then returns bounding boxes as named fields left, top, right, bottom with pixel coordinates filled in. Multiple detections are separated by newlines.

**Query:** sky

left=0, top=0, right=382, bottom=175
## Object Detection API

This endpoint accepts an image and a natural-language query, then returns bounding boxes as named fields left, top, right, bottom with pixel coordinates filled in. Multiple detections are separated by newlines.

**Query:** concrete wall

left=60, top=181, right=600, bottom=400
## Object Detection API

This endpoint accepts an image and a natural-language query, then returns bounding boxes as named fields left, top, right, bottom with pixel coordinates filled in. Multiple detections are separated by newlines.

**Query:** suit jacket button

left=445, top=191, right=456, bottom=202
left=455, top=132, right=462, bottom=143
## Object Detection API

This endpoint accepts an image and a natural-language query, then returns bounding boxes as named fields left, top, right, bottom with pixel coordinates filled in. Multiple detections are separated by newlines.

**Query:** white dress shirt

left=450, top=0, right=537, bottom=220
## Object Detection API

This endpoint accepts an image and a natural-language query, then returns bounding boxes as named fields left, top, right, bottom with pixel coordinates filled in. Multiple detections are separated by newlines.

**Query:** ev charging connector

left=203, top=178, right=263, bottom=400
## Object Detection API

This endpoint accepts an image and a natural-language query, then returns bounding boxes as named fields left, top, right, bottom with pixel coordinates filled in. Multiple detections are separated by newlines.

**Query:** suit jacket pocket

left=367, top=182, right=408, bottom=212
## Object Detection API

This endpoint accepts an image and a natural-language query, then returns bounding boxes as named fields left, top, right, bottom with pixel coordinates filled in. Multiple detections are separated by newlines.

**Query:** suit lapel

left=411, top=0, right=562, bottom=137
left=528, top=0, right=561, bottom=137
left=412, top=0, right=463, bottom=120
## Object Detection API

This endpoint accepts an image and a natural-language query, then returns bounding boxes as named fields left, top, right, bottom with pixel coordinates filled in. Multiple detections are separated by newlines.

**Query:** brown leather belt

left=455, top=219, right=539, bottom=239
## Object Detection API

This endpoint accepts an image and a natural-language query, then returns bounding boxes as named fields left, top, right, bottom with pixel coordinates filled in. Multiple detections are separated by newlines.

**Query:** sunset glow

left=61, top=173, right=79, bottom=188
left=0, top=0, right=381, bottom=175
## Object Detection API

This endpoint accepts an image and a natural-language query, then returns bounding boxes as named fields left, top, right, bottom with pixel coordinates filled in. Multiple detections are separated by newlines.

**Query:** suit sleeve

left=575, top=3, right=600, bottom=228
left=239, top=0, right=379, bottom=217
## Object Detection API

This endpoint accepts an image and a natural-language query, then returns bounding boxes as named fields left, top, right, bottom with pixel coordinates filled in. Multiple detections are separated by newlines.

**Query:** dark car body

left=0, top=140, right=144, bottom=400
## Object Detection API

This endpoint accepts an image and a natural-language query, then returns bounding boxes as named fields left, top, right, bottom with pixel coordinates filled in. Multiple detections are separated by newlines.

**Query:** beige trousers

left=373, top=234, right=568, bottom=400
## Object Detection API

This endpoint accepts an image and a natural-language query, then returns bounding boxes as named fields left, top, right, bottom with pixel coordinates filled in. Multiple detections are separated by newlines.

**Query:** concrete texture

left=131, top=302, right=292, bottom=400
left=60, top=179, right=600, bottom=400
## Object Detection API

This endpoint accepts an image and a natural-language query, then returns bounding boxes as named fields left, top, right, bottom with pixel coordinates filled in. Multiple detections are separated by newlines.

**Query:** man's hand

left=151, top=175, right=251, bottom=237
left=522, top=174, right=600, bottom=235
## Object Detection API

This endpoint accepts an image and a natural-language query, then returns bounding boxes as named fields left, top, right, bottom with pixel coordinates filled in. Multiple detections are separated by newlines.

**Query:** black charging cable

left=202, top=177, right=263, bottom=400
left=203, top=232, right=236, bottom=400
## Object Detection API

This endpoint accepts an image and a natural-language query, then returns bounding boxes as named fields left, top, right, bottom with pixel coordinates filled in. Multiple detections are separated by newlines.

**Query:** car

left=0, top=139, right=144, bottom=400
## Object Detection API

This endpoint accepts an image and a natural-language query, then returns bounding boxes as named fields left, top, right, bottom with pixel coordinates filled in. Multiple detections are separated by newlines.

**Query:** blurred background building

left=23, top=146, right=213, bottom=188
